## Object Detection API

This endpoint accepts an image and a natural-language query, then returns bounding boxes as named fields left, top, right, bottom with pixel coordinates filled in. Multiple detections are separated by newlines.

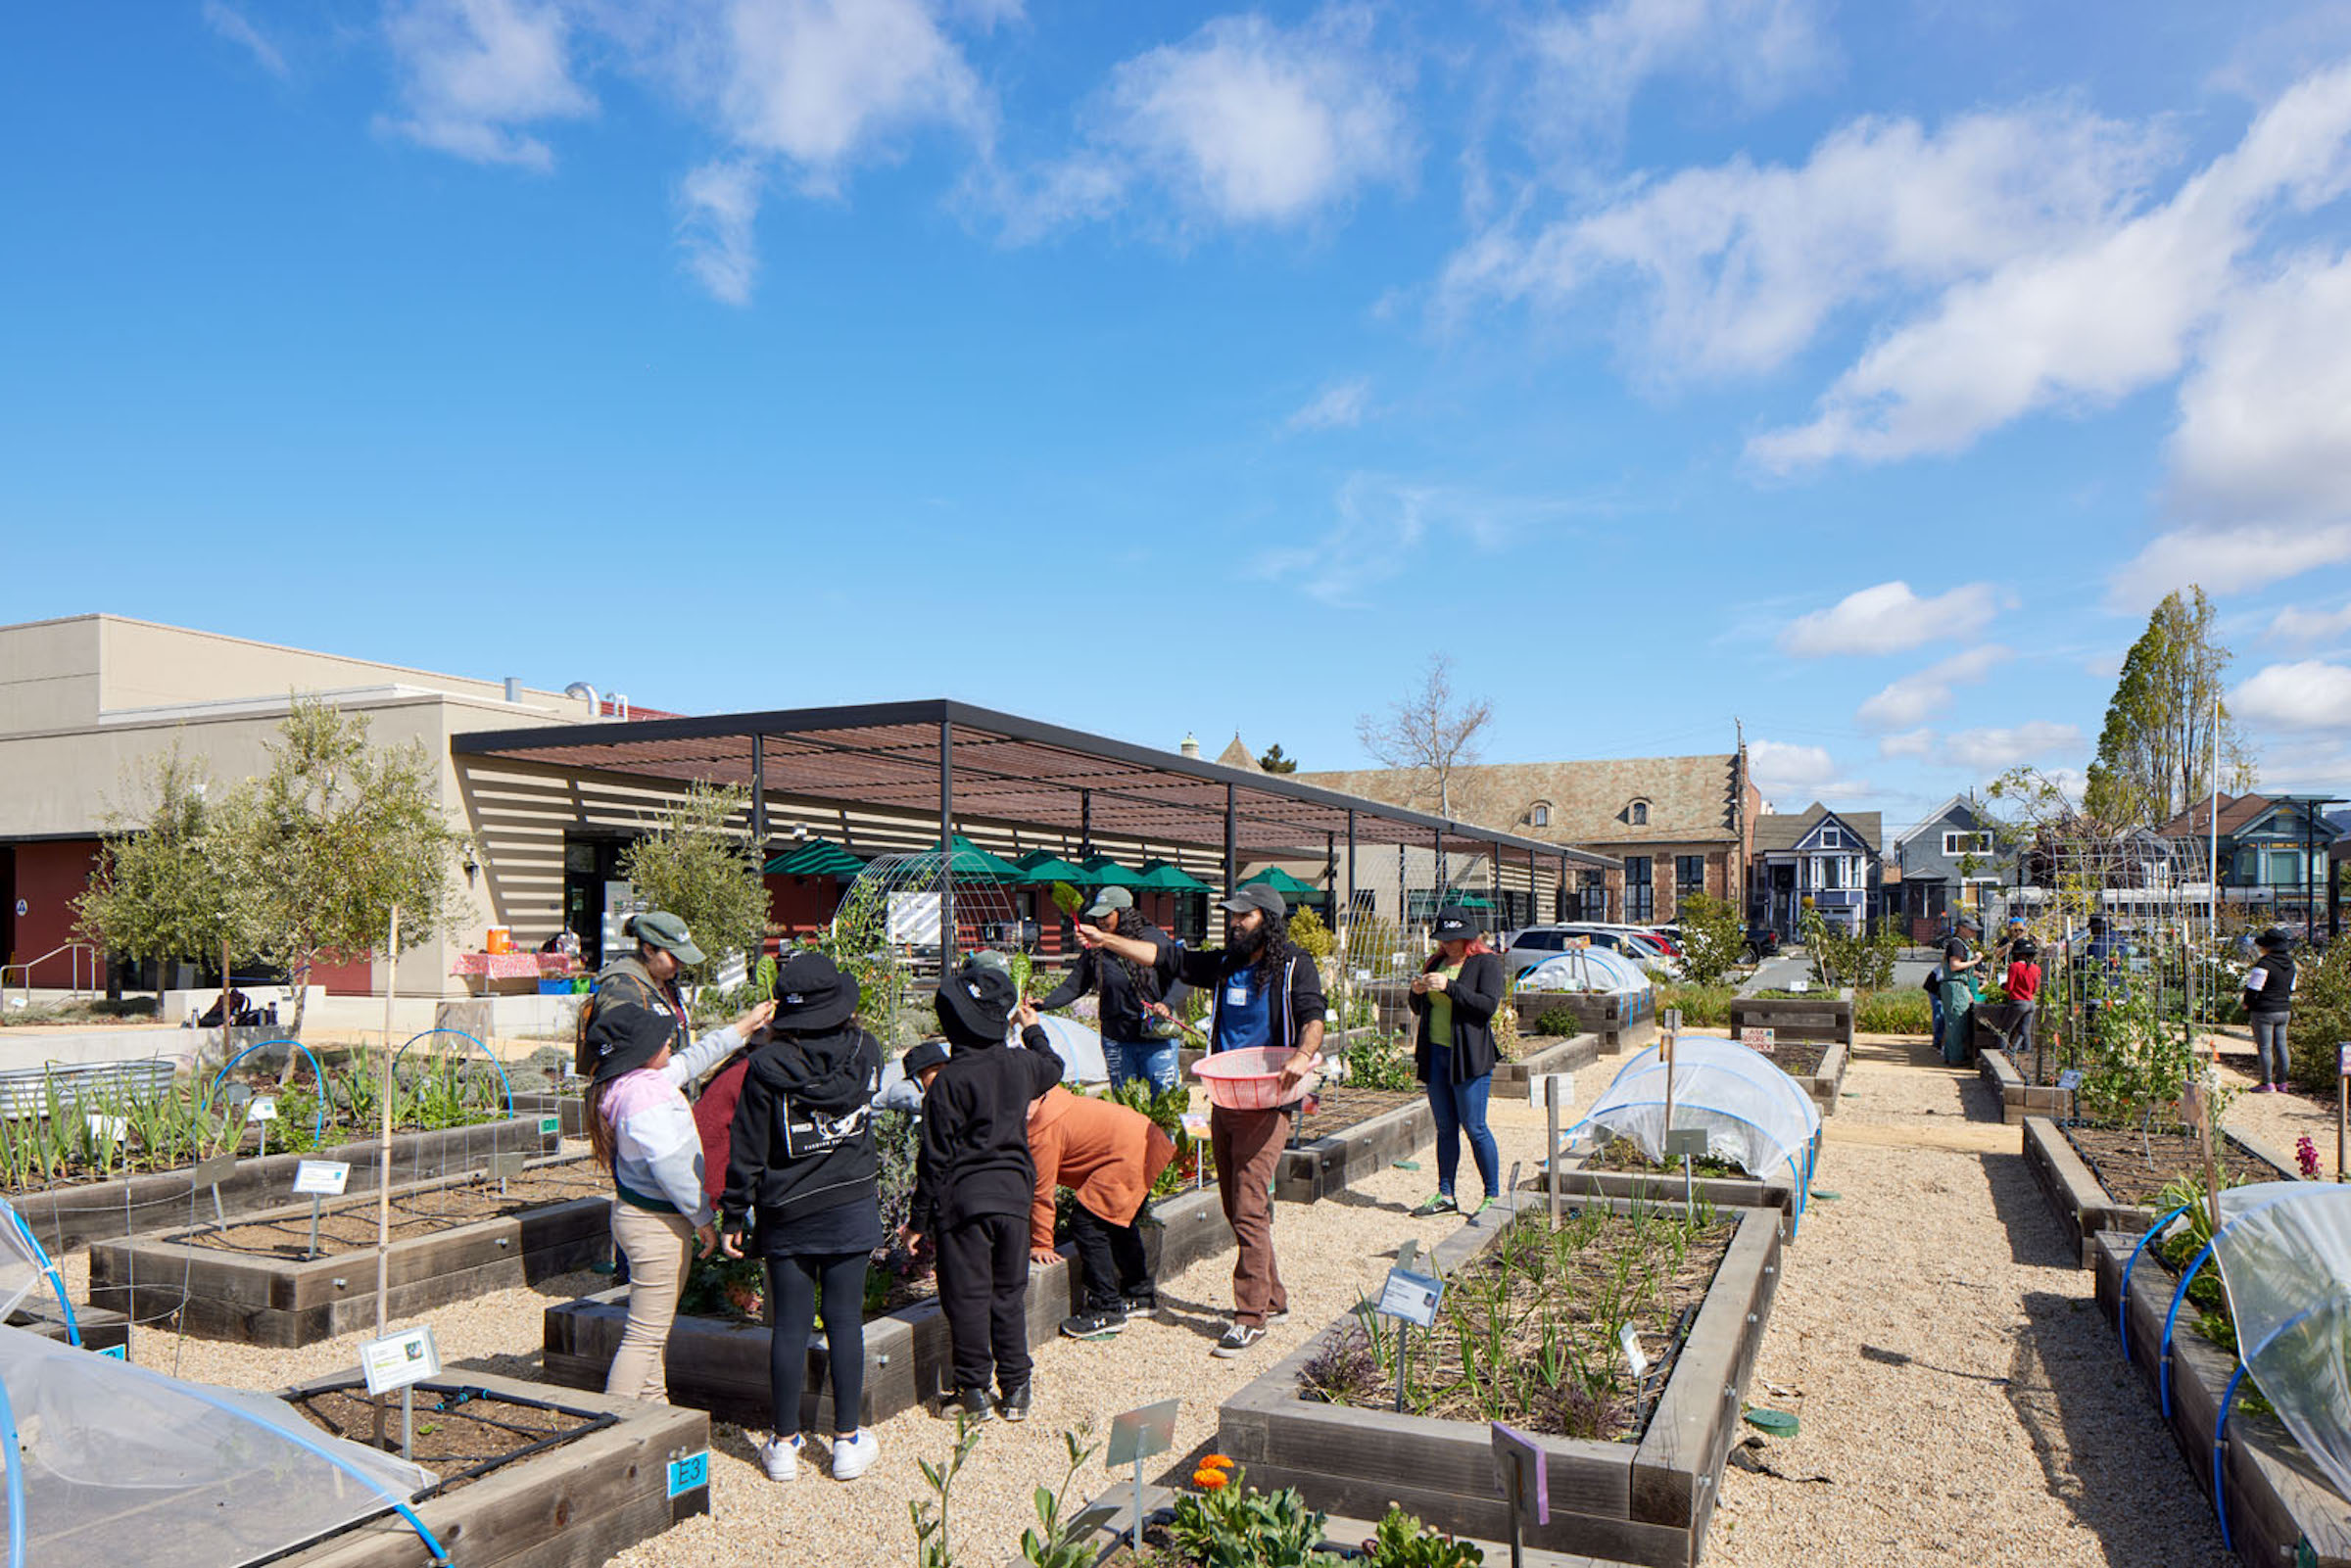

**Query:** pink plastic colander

left=1191, top=1046, right=1310, bottom=1111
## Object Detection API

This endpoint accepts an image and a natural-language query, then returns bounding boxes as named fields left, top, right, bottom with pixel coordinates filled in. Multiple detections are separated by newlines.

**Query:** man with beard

left=1079, top=883, right=1324, bottom=1357
left=1037, top=885, right=1179, bottom=1092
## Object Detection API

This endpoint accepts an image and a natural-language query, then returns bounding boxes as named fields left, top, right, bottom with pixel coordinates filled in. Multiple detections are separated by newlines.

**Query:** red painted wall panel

left=11, top=840, right=101, bottom=987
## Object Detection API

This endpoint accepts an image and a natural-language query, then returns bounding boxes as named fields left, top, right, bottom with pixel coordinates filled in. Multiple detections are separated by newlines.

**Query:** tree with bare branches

left=1355, top=655, right=1493, bottom=819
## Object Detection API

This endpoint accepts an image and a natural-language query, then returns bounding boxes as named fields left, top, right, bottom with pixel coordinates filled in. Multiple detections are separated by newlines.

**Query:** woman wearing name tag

left=585, top=993, right=774, bottom=1405
left=2244, top=927, right=2297, bottom=1093
left=1407, top=906, right=1505, bottom=1218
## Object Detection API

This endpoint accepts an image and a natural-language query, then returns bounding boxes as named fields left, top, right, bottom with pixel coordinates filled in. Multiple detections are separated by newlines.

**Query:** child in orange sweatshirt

left=1027, top=1085, right=1176, bottom=1341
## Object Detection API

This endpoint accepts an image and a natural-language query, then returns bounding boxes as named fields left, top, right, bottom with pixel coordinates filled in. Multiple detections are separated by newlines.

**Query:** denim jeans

left=2252, top=1014, right=2291, bottom=1085
left=1105, top=1037, right=1178, bottom=1094
left=1426, top=1044, right=1500, bottom=1202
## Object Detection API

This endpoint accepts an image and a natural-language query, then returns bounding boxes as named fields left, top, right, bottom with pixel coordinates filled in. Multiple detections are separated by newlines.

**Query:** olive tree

left=74, top=746, right=264, bottom=995
left=617, top=782, right=768, bottom=984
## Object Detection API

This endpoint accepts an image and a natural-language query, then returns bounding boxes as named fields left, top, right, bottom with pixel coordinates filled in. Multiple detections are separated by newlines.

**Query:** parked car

left=1506, top=924, right=1684, bottom=980
left=1743, top=923, right=1780, bottom=963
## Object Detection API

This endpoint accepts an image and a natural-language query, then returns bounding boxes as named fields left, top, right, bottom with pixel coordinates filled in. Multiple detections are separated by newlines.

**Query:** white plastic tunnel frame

left=2118, top=1181, right=2351, bottom=1552
left=1560, top=1034, right=1823, bottom=1234
left=1514, top=948, right=1655, bottom=999
left=0, top=1195, right=450, bottom=1567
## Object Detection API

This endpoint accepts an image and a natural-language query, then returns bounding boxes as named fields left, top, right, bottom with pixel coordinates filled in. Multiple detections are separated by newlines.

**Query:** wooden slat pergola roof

left=451, top=698, right=1615, bottom=876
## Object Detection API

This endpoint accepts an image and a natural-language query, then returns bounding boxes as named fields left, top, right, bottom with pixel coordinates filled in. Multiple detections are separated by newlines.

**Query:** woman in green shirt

left=1406, top=907, right=1507, bottom=1217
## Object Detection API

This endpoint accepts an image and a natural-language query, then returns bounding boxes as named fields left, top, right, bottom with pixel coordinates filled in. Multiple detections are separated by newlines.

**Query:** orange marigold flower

left=1192, top=1468, right=1229, bottom=1492
left=1202, top=1454, right=1234, bottom=1470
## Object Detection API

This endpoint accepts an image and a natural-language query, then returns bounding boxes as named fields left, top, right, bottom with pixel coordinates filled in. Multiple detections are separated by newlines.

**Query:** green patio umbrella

left=763, top=837, right=867, bottom=878
left=900, top=834, right=1025, bottom=881
left=1134, top=859, right=1212, bottom=892
left=1077, top=856, right=1145, bottom=887
left=1012, top=849, right=1091, bottom=884
left=1240, top=867, right=1321, bottom=899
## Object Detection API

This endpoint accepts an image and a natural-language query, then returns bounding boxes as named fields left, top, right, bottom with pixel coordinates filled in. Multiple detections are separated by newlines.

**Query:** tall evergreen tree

left=2083, top=587, right=2253, bottom=827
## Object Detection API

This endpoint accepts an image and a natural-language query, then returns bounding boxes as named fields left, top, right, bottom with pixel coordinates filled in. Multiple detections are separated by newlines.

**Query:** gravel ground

left=64, top=1043, right=2277, bottom=1566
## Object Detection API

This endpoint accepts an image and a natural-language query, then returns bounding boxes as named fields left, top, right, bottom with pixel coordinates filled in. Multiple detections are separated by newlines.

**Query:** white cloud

left=1747, top=738, right=1870, bottom=802
left=1855, top=644, right=2010, bottom=729
left=2167, top=247, right=2351, bottom=528
left=1285, top=378, right=1372, bottom=432
left=2235, top=660, right=2351, bottom=731
left=1878, top=729, right=1937, bottom=760
left=1442, top=103, right=2159, bottom=380
left=2271, top=601, right=2351, bottom=645
left=677, top=160, right=764, bottom=306
left=1751, top=60, right=2351, bottom=468
left=1252, top=471, right=1587, bottom=605
left=203, top=1, right=288, bottom=77
left=1084, top=9, right=1410, bottom=229
left=1529, top=0, right=1834, bottom=136
left=1779, top=581, right=1999, bottom=657
left=2107, top=522, right=2351, bottom=612
left=1940, top=721, right=2083, bottom=773
left=381, top=0, right=593, bottom=170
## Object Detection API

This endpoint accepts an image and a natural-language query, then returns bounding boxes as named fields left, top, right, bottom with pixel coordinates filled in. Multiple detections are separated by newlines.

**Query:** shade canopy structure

left=454, top=699, right=1613, bottom=871
left=1136, top=859, right=1214, bottom=892
left=1012, top=850, right=1090, bottom=885
left=763, top=836, right=866, bottom=878
left=1078, top=857, right=1145, bottom=888
left=1240, top=867, right=1320, bottom=898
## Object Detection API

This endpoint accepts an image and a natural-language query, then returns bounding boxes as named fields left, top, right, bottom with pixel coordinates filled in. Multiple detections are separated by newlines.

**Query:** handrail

left=0, top=943, right=100, bottom=1009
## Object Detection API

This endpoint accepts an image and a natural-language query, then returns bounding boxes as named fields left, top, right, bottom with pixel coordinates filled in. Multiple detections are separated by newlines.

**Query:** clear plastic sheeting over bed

left=0, top=1323, right=434, bottom=1567
left=874, top=1015, right=1110, bottom=1111
left=1515, top=948, right=1653, bottom=997
left=2206, top=1182, right=2351, bottom=1504
left=1564, top=1034, right=1822, bottom=1219
left=0, top=1208, right=47, bottom=1322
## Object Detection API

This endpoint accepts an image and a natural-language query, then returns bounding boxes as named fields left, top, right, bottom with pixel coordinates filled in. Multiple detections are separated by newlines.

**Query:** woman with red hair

left=1407, top=906, right=1505, bottom=1217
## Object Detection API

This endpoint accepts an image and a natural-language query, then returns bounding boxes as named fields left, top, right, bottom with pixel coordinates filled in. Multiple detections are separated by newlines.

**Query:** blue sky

left=10, top=2, right=2351, bottom=832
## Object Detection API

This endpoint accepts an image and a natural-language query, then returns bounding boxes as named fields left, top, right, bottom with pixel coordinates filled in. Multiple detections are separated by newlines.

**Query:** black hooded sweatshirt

left=1037, top=918, right=1176, bottom=1042
left=719, top=1024, right=884, bottom=1231
left=908, top=1015, right=1064, bottom=1233
left=2244, top=951, right=2296, bottom=1020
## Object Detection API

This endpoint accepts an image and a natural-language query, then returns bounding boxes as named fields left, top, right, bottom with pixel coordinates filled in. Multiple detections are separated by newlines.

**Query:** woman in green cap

left=575, top=911, right=705, bottom=1078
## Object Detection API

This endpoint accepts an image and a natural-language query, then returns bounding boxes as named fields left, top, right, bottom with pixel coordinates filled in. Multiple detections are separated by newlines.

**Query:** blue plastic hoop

left=390, top=1029, right=515, bottom=1117
left=202, top=1038, right=329, bottom=1143
left=3, top=1207, right=75, bottom=1349
left=2120, top=1204, right=2193, bottom=1362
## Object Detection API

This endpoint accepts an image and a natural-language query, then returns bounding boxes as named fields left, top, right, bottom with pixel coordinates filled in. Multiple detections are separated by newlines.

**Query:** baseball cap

left=626, top=910, right=705, bottom=967
left=1083, top=885, right=1135, bottom=921
left=1430, top=906, right=1479, bottom=941
left=1219, top=883, right=1285, bottom=920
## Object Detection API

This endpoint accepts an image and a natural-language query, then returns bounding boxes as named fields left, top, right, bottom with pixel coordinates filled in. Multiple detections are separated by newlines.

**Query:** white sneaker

left=833, top=1429, right=880, bottom=1481
left=760, top=1433, right=801, bottom=1482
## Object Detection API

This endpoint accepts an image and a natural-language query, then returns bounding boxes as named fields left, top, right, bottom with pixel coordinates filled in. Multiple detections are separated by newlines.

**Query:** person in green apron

left=1938, top=918, right=1983, bottom=1066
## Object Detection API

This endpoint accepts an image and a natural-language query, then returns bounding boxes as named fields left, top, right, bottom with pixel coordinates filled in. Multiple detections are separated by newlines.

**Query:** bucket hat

left=771, top=950, right=859, bottom=1031
left=1430, top=906, right=1479, bottom=941
left=936, top=953, right=1019, bottom=1044
left=588, top=1001, right=678, bottom=1082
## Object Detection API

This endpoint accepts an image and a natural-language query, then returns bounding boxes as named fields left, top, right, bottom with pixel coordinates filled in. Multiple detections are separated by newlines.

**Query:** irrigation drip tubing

left=289, top=1379, right=617, bottom=1497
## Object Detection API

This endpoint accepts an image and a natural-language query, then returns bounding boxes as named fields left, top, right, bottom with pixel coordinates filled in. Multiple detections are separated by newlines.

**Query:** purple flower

left=2297, top=1135, right=2322, bottom=1179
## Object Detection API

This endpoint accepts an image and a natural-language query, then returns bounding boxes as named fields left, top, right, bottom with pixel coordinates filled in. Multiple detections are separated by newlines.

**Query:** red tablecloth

left=451, top=952, right=581, bottom=979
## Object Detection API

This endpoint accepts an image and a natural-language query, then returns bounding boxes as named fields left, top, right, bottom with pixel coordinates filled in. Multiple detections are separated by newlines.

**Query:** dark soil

left=293, top=1383, right=607, bottom=1492
left=180, top=1161, right=606, bottom=1257
left=1293, top=1085, right=1419, bottom=1141
left=1747, top=1039, right=1828, bottom=1076
left=1586, top=1135, right=1749, bottom=1181
left=2063, top=1124, right=2289, bottom=1207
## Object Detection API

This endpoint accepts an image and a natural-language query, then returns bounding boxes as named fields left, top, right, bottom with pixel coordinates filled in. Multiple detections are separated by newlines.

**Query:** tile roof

left=1216, top=735, right=1259, bottom=770
left=1751, top=802, right=1883, bottom=854
left=1293, top=754, right=1746, bottom=847
left=2158, top=792, right=2271, bottom=839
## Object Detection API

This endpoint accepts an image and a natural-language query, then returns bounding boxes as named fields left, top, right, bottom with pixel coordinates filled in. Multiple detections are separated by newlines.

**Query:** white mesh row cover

left=2207, top=1181, right=2351, bottom=1503
left=874, top=1015, right=1111, bottom=1111
left=0, top=1323, right=432, bottom=1567
left=0, top=1207, right=49, bottom=1323
left=1515, top=949, right=1654, bottom=997
left=1567, top=1034, right=1822, bottom=1193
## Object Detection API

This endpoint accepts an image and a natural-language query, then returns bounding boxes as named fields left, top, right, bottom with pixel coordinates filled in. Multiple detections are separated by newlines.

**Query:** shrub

left=1673, top=891, right=1746, bottom=986
left=1854, top=988, right=1933, bottom=1036
left=1652, top=983, right=1734, bottom=1027
left=1288, top=907, right=1334, bottom=960
left=2290, top=936, right=2351, bottom=1095
left=1346, top=1031, right=1418, bottom=1090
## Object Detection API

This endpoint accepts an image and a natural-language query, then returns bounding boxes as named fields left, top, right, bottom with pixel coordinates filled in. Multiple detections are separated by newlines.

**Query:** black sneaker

left=1213, top=1322, right=1266, bottom=1358
left=952, top=1387, right=996, bottom=1423
left=1062, top=1309, right=1128, bottom=1340
left=1123, top=1291, right=1160, bottom=1319
left=998, top=1382, right=1032, bottom=1422
left=1266, top=1306, right=1289, bottom=1323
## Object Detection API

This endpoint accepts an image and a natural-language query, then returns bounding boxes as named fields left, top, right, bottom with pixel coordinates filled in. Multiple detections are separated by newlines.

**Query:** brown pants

left=607, top=1204, right=694, bottom=1403
left=1210, top=1104, right=1290, bottom=1326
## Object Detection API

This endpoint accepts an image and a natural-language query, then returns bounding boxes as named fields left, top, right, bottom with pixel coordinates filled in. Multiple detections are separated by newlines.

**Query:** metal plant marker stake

left=373, top=902, right=401, bottom=1449
left=1544, top=1076, right=1560, bottom=1229
left=2337, top=1042, right=2348, bottom=1182
left=1106, top=1399, right=1177, bottom=1550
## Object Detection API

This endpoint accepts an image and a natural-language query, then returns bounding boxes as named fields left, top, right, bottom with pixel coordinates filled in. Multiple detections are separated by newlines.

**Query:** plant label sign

left=1740, top=1026, right=1777, bottom=1053
left=665, top=1450, right=710, bottom=1499
left=97, top=1344, right=126, bottom=1360
left=1106, top=1399, right=1179, bottom=1467
left=1526, top=1071, right=1574, bottom=1109
left=1490, top=1421, right=1550, bottom=1527
left=1618, top=1324, right=1650, bottom=1378
left=359, top=1324, right=441, bottom=1396
left=1665, top=1128, right=1709, bottom=1161
left=293, top=1160, right=351, bottom=1197
left=1790, top=979, right=1811, bottom=993
left=1659, top=1007, right=1681, bottom=1033
left=192, top=1155, right=237, bottom=1188
left=84, top=1115, right=127, bottom=1142
left=246, top=1097, right=278, bottom=1122
left=1377, top=1266, right=1444, bottom=1329
left=487, top=1152, right=529, bottom=1180
left=538, top=1114, right=561, bottom=1137
left=2056, top=1069, right=2085, bottom=1091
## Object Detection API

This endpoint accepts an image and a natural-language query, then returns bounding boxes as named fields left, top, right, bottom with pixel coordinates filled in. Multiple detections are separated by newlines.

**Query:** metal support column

left=1345, top=810, right=1359, bottom=926
left=1432, top=830, right=1446, bottom=901
left=1324, top=832, right=1337, bottom=920
left=749, top=734, right=769, bottom=974
left=1080, top=790, right=1093, bottom=860
left=938, top=720, right=957, bottom=969
left=1490, top=841, right=1502, bottom=927
left=1223, top=783, right=1238, bottom=904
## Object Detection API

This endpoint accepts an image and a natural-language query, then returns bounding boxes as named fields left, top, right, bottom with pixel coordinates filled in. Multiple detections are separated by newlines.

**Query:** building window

left=1629, top=801, right=1649, bottom=826
left=1625, top=856, right=1654, bottom=921
left=2268, top=849, right=2307, bottom=886
left=1943, top=831, right=1992, bottom=857
left=1531, top=803, right=1550, bottom=827
left=1819, top=827, right=1842, bottom=849
left=1675, top=854, right=1705, bottom=891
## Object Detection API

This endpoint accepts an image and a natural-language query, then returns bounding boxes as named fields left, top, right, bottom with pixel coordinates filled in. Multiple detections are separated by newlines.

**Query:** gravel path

left=65, top=1042, right=2278, bottom=1566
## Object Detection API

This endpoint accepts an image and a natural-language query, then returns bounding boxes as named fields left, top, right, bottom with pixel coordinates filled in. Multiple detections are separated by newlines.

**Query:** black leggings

left=766, top=1251, right=868, bottom=1438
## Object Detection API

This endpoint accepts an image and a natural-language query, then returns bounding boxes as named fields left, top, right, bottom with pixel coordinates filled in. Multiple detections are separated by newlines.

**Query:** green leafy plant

left=1343, top=1032, right=1417, bottom=1091
left=1649, top=983, right=1734, bottom=1027
left=1167, top=1462, right=1334, bottom=1568
left=911, top=1414, right=984, bottom=1568
left=1359, top=1504, right=1484, bottom=1568
left=1287, top=908, right=1334, bottom=960
left=619, top=781, right=768, bottom=987
left=1018, top=1428, right=1102, bottom=1568
left=1671, top=891, right=1746, bottom=987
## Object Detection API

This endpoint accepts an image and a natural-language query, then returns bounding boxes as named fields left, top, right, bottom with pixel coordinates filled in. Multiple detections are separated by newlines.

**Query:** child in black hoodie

left=720, top=952, right=886, bottom=1485
left=904, top=954, right=1064, bottom=1422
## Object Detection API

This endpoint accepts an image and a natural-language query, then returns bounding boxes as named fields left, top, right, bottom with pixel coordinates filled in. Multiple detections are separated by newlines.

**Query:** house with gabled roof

left=1892, top=793, right=2011, bottom=938
left=1751, top=803, right=1883, bottom=936
left=2158, top=791, right=2341, bottom=922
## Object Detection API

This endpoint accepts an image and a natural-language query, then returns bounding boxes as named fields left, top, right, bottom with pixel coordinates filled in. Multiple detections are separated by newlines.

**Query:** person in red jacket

left=1027, top=1085, right=1176, bottom=1341
left=2002, top=937, right=2041, bottom=1059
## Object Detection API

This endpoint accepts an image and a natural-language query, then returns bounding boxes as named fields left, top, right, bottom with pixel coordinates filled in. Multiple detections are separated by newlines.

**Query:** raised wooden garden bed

left=1979, top=1048, right=2075, bottom=1124
left=271, top=1367, right=710, bottom=1568
left=1724, top=991, right=1851, bottom=1048
left=1528, top=1146, right=1800, bottom=1221
left=1515, top=992, right=1655, bottom=1056
left=89, top=1157, right=610, bottom=1346
left=9, top=1113, right=562, bottom=1257
left=544, top=1182, right=1234, bottom=1431
left=2021, top=1117, right=2301, bottom=1269
left=1218, top=1196, right=1783, bottom=1567
left=1277, top=1089, right=1432, bottom=1204
left=9, top=1299, right=130, bottom=1356
left=2092, top=1231, right=2351, bottom=1567
left=1492, top=1030, right=1602, bottom=1096
left=1768, top=1037, right=1847, bottom=1117
left=509, top=1090, right=587, bottom=1139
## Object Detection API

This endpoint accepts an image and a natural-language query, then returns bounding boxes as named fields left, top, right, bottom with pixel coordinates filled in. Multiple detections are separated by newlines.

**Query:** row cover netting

left=1567, top=1034, right=1821, bottom=1199
left=2208, top=1181, right=2351, bottom=1505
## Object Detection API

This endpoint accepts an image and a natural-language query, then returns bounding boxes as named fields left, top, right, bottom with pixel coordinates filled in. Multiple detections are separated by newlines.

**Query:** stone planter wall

left=1217, top=1196, right=1783, bottom=1567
